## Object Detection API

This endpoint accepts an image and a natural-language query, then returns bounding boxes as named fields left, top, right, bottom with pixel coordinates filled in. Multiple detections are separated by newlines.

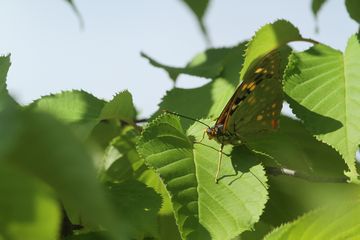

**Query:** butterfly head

left=206, top=124, right=224, bottom=140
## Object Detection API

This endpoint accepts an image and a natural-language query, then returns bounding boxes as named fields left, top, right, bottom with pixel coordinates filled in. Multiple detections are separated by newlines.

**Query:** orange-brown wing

left=214, top=87, right=239, bottom=127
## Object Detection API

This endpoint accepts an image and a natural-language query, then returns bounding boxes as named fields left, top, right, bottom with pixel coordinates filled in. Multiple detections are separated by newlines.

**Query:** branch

left=60, top=204, right=83, bottom=238
left=135, top=118, right=149, bottom=123
left=300, top=37, right=320, bottom=45
left=265, top=166, right=348, bottom=183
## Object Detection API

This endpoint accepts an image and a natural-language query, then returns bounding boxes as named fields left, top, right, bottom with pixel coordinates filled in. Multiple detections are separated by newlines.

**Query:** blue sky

left=0, top=0, right=357, bottom=117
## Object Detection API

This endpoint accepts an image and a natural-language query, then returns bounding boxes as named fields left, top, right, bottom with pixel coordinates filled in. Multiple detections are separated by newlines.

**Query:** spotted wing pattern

left=216, top=50, right=283, bottom=140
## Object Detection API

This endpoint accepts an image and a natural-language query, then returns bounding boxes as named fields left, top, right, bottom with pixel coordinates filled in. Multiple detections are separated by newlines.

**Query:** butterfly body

left=206, top=124, right=242, bottom=145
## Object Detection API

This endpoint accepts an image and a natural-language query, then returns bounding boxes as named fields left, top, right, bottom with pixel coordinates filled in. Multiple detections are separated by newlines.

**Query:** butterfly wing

left=219, top=49, right=284, bottom=140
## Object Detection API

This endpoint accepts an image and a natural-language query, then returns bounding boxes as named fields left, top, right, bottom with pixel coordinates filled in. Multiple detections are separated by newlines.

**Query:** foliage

left=311, top=0, right=327, bottom=20
left=137, top=114, right=268, bottom=240
left=1, top=2, right=360, bottom=240
left=345, top=0, right=360, bottom=24
left=284, top=36, right=360, bottom=181
left=311, top=0, right=360, bottom=24
left=264, top=200, right=360, bottom=240
left=180, top=0, right=210, bottom=42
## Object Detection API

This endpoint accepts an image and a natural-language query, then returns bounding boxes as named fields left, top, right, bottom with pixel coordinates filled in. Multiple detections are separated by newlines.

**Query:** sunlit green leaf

left=30, top=90, right=137, bottom=140
left=265, top=200, right=360, bottom=240
left=138, top=114, right=268, bottom=240
left=156, top=43, right=247, bottom=127
left=103, top=142, right=133, bottom=182
left=0, top=163, right=61, bottom=240
left=284, top=35, right=360, bottom=181
left=102, top=127, right=140, bottom=182
left=100, top=90, right=136, bottom=123
left=29, top=90, right=105, bottom=139
left=241, top=20, right=303, bottom=80
left=0, top=108, right=130, bottom=240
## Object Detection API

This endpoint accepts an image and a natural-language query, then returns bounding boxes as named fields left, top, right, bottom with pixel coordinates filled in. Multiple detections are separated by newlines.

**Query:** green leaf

left=100, top=90, right=136, bottom=124
left=0, top=54, right=11, bottom=96
left=103, top=141, right=134, bottom=182
left=64, top=232, right=109, bottom=240
left=240, top=221, right=274, bottom=240
left=241, top=20, right=303, bottom=80
left=345, top=0, right=360, bottom=23
left=311, top=0, right=328, bottom=17
left=89, top=120, right=122, bottom=149
left=263, top=176, right=359, bottom=230
left=30, top=90, right=137, bottom=140
left=156, top=43, right=247, bottom=127
left=142, top=47, right=233, bottom=82
left=102, top=127, right=140, bottom=182
left=100, top=124, right=175, bottom=215
left=180, top=0, right=210, bottom=42
left=245, top=116, right=357, bottom=234
left=0, top=108, right=130, bottom=240
left=137, top=167, right=181, bottom=239
left=246, top=116, right=348, bottom=227
left=138, top=114, right=208, bottom=240
left=247, top=116, right=346, bottom=177
left=106, top=180, right=162, bottom=238
left=101, top=126, right=179, bottom=238
left=29, top=90, right=106, bottom=139
left=64, top=0, right=84, bottom=28
left=158, top=78, right=233, bottom=129
left=264, top=200, right=360, bottom=240
left=65, top=232, right=110, bottom=240
left=0, top=98, right=22, bottom=157
left=138, top=114, right=268, bottom=240
left=157, top=214, right=182, bottom=240
left=135, top=163, right=178, bottom=232
left=0, top=163, right=61, bottom=240
left=284, top=35, right=360, bottom=181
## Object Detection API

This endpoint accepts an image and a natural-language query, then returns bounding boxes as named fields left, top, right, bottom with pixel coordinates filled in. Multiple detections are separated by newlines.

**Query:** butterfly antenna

left=249, top=170, right=268, bottom=191
left=163, top=110, right=211, bottom=128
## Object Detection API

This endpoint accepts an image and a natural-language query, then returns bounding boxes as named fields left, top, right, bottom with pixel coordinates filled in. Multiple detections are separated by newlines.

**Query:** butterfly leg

left=193, top=129, right=206, bottom=144
left=199, top=129, right=206, bottom=143
left=215, top=144, right=224, bottom=183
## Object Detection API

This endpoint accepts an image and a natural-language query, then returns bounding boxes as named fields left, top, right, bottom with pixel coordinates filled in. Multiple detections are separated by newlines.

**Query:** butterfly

left=205, top=49, right=284, bottom=182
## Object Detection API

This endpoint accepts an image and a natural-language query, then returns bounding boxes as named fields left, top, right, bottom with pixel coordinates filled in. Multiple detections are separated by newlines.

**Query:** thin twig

left=135, top=118, right=149, bottom=123
left=265, top=166, right=348, bottom=183
left=60, top=204, right=83, bottom=238
left=300, top=38, right=320, bottom=45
